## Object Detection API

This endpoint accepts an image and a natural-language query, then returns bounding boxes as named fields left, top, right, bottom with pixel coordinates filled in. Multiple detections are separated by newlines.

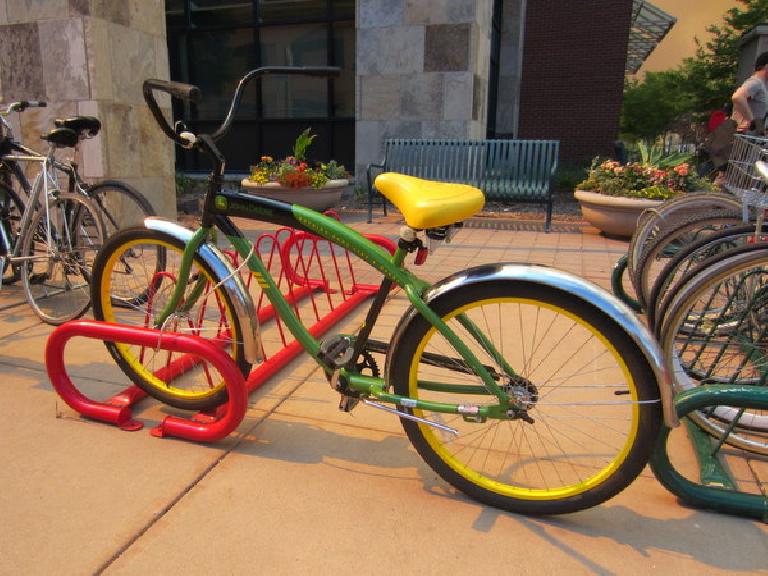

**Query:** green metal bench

left=367, top=138, right=560, bottom=230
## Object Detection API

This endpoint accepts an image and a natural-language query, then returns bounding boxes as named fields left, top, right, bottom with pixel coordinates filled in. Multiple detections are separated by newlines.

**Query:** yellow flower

left=249, top=169, right=269, bottom=184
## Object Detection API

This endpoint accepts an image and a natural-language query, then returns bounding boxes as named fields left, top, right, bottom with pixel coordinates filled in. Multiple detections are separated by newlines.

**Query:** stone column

left=494, top=0, right=525, bottom=137
left=355, top=0, right=493, bottom=178
left=0, top=0, right=174, bottom=217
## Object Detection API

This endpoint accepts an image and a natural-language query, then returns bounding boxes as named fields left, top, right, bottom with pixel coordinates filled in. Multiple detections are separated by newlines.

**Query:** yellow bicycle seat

left=374, top=172, right=485, bottom=229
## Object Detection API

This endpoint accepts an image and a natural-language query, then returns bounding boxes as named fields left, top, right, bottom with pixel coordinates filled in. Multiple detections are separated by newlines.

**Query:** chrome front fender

left=144, top=218, right=262, bottom=365
left=395, top=263, right=677, bottom=428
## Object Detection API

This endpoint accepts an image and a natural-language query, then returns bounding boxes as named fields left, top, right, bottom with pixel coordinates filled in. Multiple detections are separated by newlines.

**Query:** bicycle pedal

left=338, top=395, right=360, bottom=413
left=318, top=334, right=354, bottom=368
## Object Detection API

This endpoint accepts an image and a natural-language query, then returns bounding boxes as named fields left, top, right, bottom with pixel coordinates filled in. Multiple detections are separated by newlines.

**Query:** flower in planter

left=576, top=151, right=713, bottom=201
left=248, top=129, right=348, bottom=189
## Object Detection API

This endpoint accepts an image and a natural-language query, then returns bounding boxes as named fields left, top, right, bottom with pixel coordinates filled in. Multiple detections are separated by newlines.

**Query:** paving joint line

left=94, top=362, right=325, bottom=574
left=0, top=358, right=131, bottom=387
left=746, top=458, right=768, bottom=497
left=0, top=299, right=28, bottom=312
left=0, top=322, right=43, bottom=342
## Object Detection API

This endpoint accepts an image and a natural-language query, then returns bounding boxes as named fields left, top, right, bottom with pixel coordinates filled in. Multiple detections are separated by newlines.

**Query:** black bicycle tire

left=627, top=192, right=742, bottom=280
left=85, top=179, right=156, bottom=234
left=633, top=209, right=743, bottom=310
left=387, top=280, right=661, bottom=515
left=0, top=180, right=24, bottom=279
left=659, top=247, right=768, bottom=453
left=655, top=241, right=768, bottom=340
left=91, top=226, right=251, bottom=411
left=647, top=224, right=768, bottom=333
left=20, top=192, right=104, bottom=325
left=87, top=180, right=163, bottom=307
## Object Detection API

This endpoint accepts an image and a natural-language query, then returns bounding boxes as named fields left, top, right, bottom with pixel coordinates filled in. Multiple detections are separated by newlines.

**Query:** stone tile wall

left=494, top=0, right=525, bottom=137
left=0, top=0, right=174, bottom=216
left=355, top=0, right=492, bottom=178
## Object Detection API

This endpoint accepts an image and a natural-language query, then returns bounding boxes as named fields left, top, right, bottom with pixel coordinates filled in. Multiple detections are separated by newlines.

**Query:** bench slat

left=368, top=138, right=559, bottom=230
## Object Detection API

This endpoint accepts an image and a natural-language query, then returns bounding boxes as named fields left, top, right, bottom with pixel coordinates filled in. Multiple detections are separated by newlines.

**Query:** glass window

left=333, top=21, right=354, bottom=117
left=190, top=0, right=253, bottom=27
left=165, top=0, right=355, bottom=172
left=188, top=29, right=258, bottom=120
left=260, top=25, right=328, bottom=118
left=332, top=0, right=354, bottom=19
left=258, top=0, right=326, bottom=23
left=166, top=0, right=186, bottom=28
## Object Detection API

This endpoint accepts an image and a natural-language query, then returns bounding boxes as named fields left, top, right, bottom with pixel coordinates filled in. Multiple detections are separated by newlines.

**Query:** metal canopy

left=626, top=0, right=677, bottom=74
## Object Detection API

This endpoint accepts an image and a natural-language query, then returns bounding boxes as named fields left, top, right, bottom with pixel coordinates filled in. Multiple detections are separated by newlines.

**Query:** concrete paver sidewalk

left=1, top=213, right=766, bottom=575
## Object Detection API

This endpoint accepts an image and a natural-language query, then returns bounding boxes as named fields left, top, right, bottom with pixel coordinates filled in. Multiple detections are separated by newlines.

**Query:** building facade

left=0, top=0, right=650, bottom=213
left=0, top=1, right=174, bottom=216
left=513, top=0, right=635, bottom=161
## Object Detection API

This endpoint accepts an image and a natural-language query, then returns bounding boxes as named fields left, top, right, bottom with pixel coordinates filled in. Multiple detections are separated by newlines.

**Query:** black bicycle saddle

left=54, top=116, right=101, bottom=137
left=40, top=128, right=79, bottom=148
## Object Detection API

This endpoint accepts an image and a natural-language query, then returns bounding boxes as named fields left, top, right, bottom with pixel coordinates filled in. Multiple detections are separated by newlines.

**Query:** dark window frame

left=166, top=0, right=355, bottom=174
left=486, top=0, right=503, bottom=139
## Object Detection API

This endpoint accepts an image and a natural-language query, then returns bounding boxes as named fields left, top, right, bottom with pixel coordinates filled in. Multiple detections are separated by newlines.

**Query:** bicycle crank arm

left=363, top=399, right=458, bottom=436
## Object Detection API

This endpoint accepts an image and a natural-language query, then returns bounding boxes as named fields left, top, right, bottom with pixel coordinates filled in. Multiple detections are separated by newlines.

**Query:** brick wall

left=517, top=0, right=633, bottom=163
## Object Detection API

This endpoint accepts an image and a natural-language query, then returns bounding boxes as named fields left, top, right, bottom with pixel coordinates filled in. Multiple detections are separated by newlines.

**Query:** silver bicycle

left=0, top=101, right=104, bottom=324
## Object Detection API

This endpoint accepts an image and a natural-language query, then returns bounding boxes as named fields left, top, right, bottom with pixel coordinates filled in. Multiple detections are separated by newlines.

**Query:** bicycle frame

left=139, top=68, right=673, bottom=425
left=0, top=154, right=54, bottom=268
left=0, top=125, right=82, bottom=276
left=153, top=188, right=518, bottom=419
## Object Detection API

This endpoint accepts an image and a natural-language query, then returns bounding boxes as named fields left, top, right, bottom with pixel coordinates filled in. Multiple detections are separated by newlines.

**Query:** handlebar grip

left=142, top=79, right=201, bottom=146
left=143, top=79, right=200, bottom=103
left=9, top=100, right=47, bottom=112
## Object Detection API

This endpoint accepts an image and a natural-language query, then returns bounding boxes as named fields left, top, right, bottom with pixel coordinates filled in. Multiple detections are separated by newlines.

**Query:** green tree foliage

left=621, top=0, right=768, bottom=140
left=685, top=0, right=768, bottom=112
left=622, top=71, right=693, bottom=140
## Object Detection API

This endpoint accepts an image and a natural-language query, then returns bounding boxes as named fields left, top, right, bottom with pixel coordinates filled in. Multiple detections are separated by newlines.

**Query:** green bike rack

left=650, top=385, right=768, bottom=521
left=611, top=254, right=641, bottom=312
left=683, top=418, right=737, bottom=490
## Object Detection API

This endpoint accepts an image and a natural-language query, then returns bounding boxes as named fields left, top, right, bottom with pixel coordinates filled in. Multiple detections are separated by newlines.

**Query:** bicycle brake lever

left=179, top=132, right=197, bottom=149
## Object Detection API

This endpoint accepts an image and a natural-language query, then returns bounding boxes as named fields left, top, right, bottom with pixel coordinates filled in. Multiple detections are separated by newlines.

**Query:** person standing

left=732, top=51, right=768, bottom=134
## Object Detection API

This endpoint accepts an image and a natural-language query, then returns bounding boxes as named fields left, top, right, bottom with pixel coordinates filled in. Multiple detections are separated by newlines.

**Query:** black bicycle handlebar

left=143, top=79, right=200, bottom=103
left=142, top=66, right=341, bottom=148
left=142, top=79, right=200, bottom=146
left=7, top=101, right=47, bottom=113
left=212, top=66, right=340, bottom=141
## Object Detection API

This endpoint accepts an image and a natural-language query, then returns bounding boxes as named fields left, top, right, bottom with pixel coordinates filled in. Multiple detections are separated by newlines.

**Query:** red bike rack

left=46, top=222, right=397, bottom=442
left=223, top=219, right=396, bottom=397
left=46, top=321, right=248, bottom=442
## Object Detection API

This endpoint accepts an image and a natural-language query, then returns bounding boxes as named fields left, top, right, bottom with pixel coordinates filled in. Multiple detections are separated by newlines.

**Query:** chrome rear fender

left=389, top=263, right=677, bottom=427
left=144, top=218, right=261, bottom=364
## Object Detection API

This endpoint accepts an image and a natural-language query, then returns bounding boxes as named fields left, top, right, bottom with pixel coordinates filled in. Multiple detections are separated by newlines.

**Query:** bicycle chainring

left=355, top=349, right=380, bottom=378
left=337, top=350, right=380, bottom=413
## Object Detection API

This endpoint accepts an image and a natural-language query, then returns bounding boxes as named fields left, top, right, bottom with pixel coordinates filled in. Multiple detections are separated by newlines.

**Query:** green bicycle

left=91, top=67, right=672, bottom=515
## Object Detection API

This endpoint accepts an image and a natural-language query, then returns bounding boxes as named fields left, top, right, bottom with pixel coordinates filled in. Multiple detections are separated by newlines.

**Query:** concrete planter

left=240, top=179, right=348, bottom=211
left=574, top=189, right=664, bottom=238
